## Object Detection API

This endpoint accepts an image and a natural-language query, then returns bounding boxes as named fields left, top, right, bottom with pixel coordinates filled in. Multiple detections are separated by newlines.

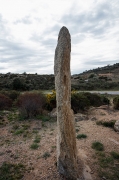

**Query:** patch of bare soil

left=0, top=106, right=119, bottom=180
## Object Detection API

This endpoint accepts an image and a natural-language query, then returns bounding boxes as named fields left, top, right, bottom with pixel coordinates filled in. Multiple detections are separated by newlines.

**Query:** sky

left=0, top=0, right=119, bottom=75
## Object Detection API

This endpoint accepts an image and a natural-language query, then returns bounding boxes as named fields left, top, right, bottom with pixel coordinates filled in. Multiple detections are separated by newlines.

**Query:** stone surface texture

left=54, top=26, right=79, bottom=179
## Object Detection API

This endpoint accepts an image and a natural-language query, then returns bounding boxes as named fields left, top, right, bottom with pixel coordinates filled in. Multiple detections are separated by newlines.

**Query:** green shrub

left=34, top=135, right=41, bottom=143
left=42, top=152, right=50, bottom=159
left=30, top=143, right=39, bottom=149
left=88, top=73, right=95, bottom=78
left=71, top=93, right=90, bottom=113
left=83, top=92, right=109, bottom=107
left=14, top=129, right=24, bottom=135
left=12, top=77, right=27, bottom=90
left=101, top=95, right=110, bottom=105
left=7, top=112, right=19, bottom=122
left=45, top=91, right=109, bottom=113
left=110, top=151, right=119, bottom=159
left=92, top=141, right=104, bottom=151
left=21, top=124, right=30, bottom=130
left=0, top=94, right=12, bottom=110
left=76, top=134, right=87, bottom=139
left=0, top=162, right=25, bottom=180
left=99, top=156, right=114, bottom=168
left=36, top=115, right=51, bottom=122
left=71, top=92, right=109, bottom=113
left=17, top=92, right=46, bottom=118
left=113, top=96, right=119, bottom=109
left=96, top=120, right=116, bottom=128
left=75, top=128, right=79, bottom=133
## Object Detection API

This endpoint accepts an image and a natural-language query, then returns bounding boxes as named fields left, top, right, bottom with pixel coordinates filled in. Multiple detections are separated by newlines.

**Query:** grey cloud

left=30, top=33, right=57, bottom=48
left=42, top=24, right=61, bottom=36
left=14, top=16, right=32, bottom=24
left=72, top=34, right=86, bottom=44
left=60, top=1, right=118, bottom=38
left=86, top=59, right=119, bottom=66
left=30, top=25, right=62, bottom=55
left=0, top=14, right=9, bottom=37
left=0, top=20, right=53, bottom=74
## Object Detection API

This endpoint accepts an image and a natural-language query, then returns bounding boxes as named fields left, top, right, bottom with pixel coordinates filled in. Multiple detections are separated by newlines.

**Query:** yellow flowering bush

left=46, top=90, right=56, bottom=103
left=45, top=90, right=77, bottom=111
left=45, top=90, right=56, bottom=110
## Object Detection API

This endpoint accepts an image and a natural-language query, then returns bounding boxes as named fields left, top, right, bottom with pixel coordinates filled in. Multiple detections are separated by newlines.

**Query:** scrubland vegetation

left=0, top=90, right=119, bottom=179
left=0, top=66, right=119, bottom=179
left=1, top=63, right=119, bottom=91
left=0, top=90, right=112, bottom=118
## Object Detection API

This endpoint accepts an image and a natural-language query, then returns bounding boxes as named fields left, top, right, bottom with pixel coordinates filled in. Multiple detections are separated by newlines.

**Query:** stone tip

left=60, top=26, right=69, bottom=31
left=59, top=26, right=69, bottom=34
left=58, top=26, right=70, bottom=41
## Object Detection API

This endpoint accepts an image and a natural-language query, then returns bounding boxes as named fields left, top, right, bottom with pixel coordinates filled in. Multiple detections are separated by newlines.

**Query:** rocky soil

left=0, top=106, right=119, bottom=180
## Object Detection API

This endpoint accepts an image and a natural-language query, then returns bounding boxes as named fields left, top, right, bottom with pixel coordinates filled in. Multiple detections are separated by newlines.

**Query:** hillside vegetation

left=0, top=63, right=119, bottom=91
left=0, top=73, right=55, bottom=91
left=72, top=63, right=119, bottom=90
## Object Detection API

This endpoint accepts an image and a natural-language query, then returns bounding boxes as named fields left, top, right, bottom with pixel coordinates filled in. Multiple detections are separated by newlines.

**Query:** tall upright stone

left=54, top=26, right=79, bottom=179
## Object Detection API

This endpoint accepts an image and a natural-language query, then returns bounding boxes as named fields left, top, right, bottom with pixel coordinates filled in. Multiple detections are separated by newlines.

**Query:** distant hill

left=0, top=63, right=119, bottom=91
left=71, top=63, right=119, bottom=90
left=80, top=63, right=119, bottom=75
left=0, top=73, right=55, bottom=91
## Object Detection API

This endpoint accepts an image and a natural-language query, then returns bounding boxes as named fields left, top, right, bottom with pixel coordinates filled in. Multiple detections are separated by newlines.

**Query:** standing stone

left=54, top=26, right=79, bottom=179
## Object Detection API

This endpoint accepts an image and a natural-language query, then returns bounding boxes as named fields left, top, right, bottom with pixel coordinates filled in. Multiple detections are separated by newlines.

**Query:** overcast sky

left=0, top=0, right=119, bottom=74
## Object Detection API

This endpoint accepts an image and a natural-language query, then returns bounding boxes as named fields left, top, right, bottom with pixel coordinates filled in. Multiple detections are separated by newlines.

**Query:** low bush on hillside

left=17, top=92, right=46, bottom=118
left=0, top=90, right=20, bottom=101
left=0, top=94, right=12, bottom=110
left=12, top=77, right=27, bottom=90
left=88, top=73, right=95, bottom=78
left=113, top=96, right=119, bottom=110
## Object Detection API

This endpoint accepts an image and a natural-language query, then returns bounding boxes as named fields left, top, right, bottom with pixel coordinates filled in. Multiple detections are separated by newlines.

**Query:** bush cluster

left=71, top=92, right=109, bottom=113
left=0, top=90, right=20, bottom=101
left=113, top=96, right=119, bottom=110
left=17, top=92, right=46, bottom=118
left=71, top=92, right=90, bottom=113
left=45, top=91, right=110, bottom=113
left=96, top=120, right=116, bottom=128
left=0, top=94, right=12, bottom=110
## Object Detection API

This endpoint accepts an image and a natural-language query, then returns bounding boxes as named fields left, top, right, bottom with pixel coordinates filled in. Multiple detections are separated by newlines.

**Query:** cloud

left=61, top=1, right=118, bottom=38
left=30, top=33, right=57, bottom=48
left=0, top=37, right=54, bottom=73
left=14, top=16, right=32, bottom=24
left=0, top=15, right=54, bottom=73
